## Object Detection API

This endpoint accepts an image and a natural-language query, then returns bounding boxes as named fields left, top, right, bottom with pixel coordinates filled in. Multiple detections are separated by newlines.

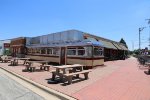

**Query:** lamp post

left=139, top=27, right=146, bottom=50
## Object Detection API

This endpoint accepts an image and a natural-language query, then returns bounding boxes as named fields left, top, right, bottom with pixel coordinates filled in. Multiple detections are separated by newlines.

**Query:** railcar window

left=86, top=47, right=92, bottom=57
left=41, top=48, right=46, bottom=54
left=67, top=50, right=76, bottom=55
left=35, top=48, right=40, bottom=54
left=27, top=48, right=32, bottom=54
left=53, top=48, right=60, bottom=55
left=78, top=50, right=85, bottom=55
left=47, top=48, right=53, bottom=54
left=77, top=47, right=85, bottom=56
left=94, top=47, right=103, bottom=56
left=32, top=48, right=36, bottom=54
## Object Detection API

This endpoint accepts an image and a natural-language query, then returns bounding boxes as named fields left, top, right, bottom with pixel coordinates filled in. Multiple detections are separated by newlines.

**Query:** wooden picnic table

left=0, top=56, right=12, bottom=63
left=25, top=60, right=49, bottom=72
left=1, top=58, right=11, bottom=63
left=11, top=58, right=30, bottom=66
left=51, top=64, right=91, bottom=84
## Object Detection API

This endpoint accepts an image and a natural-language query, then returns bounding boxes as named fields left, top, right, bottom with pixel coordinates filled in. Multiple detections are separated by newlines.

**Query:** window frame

left=93, top=46, right=104, bottom=57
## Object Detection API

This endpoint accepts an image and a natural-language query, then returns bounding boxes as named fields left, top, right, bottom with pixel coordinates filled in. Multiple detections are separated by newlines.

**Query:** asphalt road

left=0, top=72, right=44, bottom=100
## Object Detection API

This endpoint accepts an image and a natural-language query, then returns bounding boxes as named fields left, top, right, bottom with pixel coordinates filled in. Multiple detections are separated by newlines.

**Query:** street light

left=139, top=27, right=146, bottom=50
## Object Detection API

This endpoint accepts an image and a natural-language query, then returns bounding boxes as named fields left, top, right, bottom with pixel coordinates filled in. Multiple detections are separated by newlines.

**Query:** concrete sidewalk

left=0, top=71, right=44, bottom=100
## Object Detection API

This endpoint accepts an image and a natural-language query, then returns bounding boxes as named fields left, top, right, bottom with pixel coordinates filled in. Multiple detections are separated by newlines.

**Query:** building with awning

left=83, top=32, right=128, bottom=61
left=97, top=40, right=118, bottom=60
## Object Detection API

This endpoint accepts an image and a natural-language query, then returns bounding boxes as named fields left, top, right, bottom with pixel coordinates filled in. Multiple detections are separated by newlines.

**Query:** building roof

left=26, top=29, right=128, bottom=51
left=99, top=40, right=117, bottom=49
left=82, top=31, right=128, bottom=51
left=118, top=43, right=128, bottom=50
left=112, top=42, right=123, bottom=50
left=27, top=39, right=104, bottom=48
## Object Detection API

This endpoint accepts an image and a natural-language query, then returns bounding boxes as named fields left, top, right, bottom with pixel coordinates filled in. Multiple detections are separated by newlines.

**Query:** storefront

left=10, top=37, right=26, bottom=57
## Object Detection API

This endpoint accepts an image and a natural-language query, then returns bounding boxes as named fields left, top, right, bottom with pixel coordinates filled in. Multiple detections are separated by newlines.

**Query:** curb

left=0, top=67, right=77, bottom=100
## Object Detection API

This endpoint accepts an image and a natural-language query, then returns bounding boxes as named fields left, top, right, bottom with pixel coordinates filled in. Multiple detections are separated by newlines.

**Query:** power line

left=146, top=19, right=150, bottom=49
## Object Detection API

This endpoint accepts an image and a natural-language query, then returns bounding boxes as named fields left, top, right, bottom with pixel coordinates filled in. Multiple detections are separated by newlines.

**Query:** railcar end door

left=60, top=47, right=66, bottom=65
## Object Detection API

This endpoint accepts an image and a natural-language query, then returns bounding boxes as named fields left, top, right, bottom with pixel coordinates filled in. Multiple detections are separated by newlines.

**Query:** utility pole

left=132, top=41, right=134, bottom=51
left=139, top=27, right=146, bottom=50
left=146, top=19, right=150, bottom=49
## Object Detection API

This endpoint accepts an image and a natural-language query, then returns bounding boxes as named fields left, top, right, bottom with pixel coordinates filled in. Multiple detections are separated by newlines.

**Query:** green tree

left=120, top=38, right=128, bottom=48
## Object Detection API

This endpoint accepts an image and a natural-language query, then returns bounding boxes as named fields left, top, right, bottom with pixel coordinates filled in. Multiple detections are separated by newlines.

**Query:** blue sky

left=0, top=0, right=150, bottom=50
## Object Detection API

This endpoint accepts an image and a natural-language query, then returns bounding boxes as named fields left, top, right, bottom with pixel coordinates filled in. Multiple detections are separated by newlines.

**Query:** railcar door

left=60, top=47, right=66, bottom=65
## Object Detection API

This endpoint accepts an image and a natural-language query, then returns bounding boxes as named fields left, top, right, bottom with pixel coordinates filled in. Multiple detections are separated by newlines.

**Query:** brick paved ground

left=0, top=57, right=150, bottom=100
left=73, top=57, right=150, bottom=100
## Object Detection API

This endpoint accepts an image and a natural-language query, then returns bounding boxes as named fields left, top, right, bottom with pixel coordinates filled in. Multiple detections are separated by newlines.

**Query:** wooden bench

left=63, top=70, right=92, bottom=84
left=2, top=59, right=11, bottom=63
left=25, top=65, right=36, bottom=72
left=40, top=64, right=51, bottom=71
left=10, top=60, right=18, bottom=66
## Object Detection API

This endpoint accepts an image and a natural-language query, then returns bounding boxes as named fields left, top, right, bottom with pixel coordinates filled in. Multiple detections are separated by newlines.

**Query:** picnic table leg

left=45, top=66, right=50, bottom=71
left=60, top=74, right=64, bottom=82
left=40, top=65, right=43, bottom=70
left=32, top=67, right=35, bottom=72
left=43, top=66, right=47, bottom=71
left=67, top=76, right=73, bottom=84
left=28, top=67, right=31, bottom=72
left=25, top=66, right=30, bottom=71
left=11, top=61, right=13, bottom=66
left=52, top=72, right=56, bottom=81
left=48, top=66, right=50, bottom=71
left=84, top=72, right=89, bottom=79
left=148, top=69, right=150, bottom=74
left=76, top=74, right=79, bottom=78
left=62, top=69, right=66, bottom=74
left=16, top=60, right=18, bottom=65
left=23, top=60, right=27, bottom=65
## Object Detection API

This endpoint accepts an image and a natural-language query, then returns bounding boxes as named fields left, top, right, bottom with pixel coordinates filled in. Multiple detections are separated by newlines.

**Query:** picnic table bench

left=2, top=58, right=11, bottom=63
left=40, top=64, right=51, bottom=71
left=51, top=64, right=92, bottom=84
left=25, top=60, right=50, bottom=72
left=63, top=70, right=92, bottom=84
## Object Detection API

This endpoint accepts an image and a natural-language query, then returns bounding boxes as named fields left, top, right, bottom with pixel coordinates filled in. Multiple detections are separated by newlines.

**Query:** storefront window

left=94, top=47, right=103, bottom=56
